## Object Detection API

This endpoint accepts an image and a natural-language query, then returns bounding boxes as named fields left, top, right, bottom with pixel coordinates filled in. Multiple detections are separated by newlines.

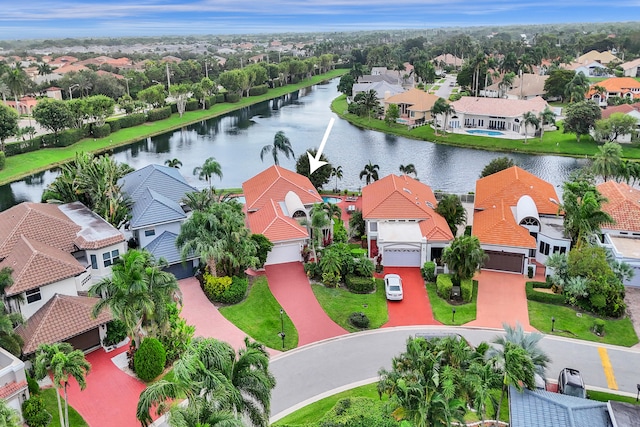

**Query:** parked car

left=384, top=274, right=403, bottom=301
left=534, top=373, right=547, bottom=390
left=558, top=368, right=586, bottom=398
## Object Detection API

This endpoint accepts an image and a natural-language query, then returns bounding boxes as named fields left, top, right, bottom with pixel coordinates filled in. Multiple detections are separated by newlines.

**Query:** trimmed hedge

left=203, top=274, right=248, bottom=304
left=249, top=84, right=269, bottom=96
left=348, top=312, right=370, bottom=329
left=108, top=119, right=121, bottom=133
left=169, top=103, right=178, bottom=114
left=91, top=123, right=111, bottom=138
left=436, top=274, right=453, bottom=299
left=186, top=99, right=199, bottom=111
left=54, top=128, right=85, bottom=147
left=134, top=337, right=167, bottom=382
left=216, top=93, right=225, bottom=103
left=526, top=281, right=565, bottom=305
left=4, top=137, right=42, bottom=156
left=0, top=151, right=5, bottom=170
left=116, top=113, right=147, bottom=128
left=461, top=279, right=474, bottom=303
left=207, top=96, right=217, bottom=108
left=421, top=261, right=436, bottom=282
left=225, top=93, right=241, bottom=103
left=218, top=276, right=248, bottom=304
left=345, top=274, right=375, bottom=294
left=147, top=106, right=171, bottom=122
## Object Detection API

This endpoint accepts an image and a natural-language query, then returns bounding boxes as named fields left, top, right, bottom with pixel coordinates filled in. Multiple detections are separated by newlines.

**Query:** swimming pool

left=466, top=129, right=504, bottom=136
left=322, top=196, right=342, bottom=204
left=231, top=196, right=246, bottom=204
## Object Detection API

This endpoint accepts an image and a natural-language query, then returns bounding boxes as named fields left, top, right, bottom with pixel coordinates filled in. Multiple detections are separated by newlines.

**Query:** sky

left=1, top=1, right=639, bottom=40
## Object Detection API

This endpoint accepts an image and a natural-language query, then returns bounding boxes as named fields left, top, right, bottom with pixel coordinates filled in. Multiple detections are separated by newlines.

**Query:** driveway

left=466, top=270, right=534, bottom=331
left=382, top=267, right=439, bottom=327
left=265, top=262, right=348, bottom=346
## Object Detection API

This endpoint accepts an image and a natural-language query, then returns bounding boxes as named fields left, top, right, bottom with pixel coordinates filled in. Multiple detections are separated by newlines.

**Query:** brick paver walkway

left=382, top=267, right=440, bottom=327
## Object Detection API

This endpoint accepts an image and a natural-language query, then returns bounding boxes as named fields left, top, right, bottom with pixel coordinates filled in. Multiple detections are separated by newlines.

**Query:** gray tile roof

left=509, top=387, right=612, bottom=427
left=129, top=188, right=186, bottom=229
left=120, top=164, right=196, bottom=203
left=144, top=231, right=184, bottom=264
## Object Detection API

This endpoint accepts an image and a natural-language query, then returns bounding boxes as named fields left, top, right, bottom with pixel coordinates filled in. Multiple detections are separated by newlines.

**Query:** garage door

left=384, top=248, right=421, bottom=267
left=484, top=251, right=524, bottom=273
left=266, top=243, right=302, bottom=265
left=164, top=260, right=195, bottom=280
left=66, top=328, right=101, bottom=352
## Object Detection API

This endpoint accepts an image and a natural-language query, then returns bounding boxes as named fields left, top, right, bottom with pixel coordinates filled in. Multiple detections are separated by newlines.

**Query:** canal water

left=0, top=79, right=588, bottom=211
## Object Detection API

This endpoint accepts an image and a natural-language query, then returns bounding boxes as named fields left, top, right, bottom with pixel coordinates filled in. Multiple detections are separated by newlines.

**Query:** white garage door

left=384, top=248, right=421, bottom=267
left=265, top=242, right=302, bottom=265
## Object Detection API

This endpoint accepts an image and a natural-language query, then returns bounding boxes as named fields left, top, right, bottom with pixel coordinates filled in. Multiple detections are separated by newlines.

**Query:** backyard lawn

left=426, top=281, right=478, bottom=325
left=220, top=276, right=299, bottom=350
left=40, top=388, right=89, bottom=427
left=312, top=278, right=388, bottom=332
left=528, top=300, right=639, bottom=347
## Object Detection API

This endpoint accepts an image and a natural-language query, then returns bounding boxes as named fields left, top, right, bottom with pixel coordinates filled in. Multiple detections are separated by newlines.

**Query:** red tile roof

left=597, top=181, right=640, bottom=232
left=242, top=166, right=322, bottom=211
left=363, top=174, right=453, bottom=241
left=588, top=77, right=640, bottom=98
left=601, top=103, right=640, bottom=119
left=473, top=200, right=536, bottom=248
left=16, top=294, right=112, bottom=355
left=247, top=199, right=308, bottom=242
left=0, top=381, right=27, bottom=399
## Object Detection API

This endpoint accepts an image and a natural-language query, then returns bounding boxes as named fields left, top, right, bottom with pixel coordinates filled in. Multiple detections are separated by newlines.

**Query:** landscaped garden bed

left=426, top=281, right=478, bottom=325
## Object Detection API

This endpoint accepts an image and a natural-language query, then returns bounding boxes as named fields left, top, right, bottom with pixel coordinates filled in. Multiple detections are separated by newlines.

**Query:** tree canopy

left=295, top=148, right=332, bottom=190
left=563, top=100, right=601, bottom=142
left=480, top=157, right=514, bottom=177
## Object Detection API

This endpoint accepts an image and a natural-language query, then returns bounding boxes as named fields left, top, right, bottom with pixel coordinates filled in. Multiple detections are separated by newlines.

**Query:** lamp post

left=551, top=316, right=555, bottom=332
left=452, top=308, right=456, bottom=323
left=278, top=309, right=285, bottom=350
left=68, top=83, right=79, bottom=100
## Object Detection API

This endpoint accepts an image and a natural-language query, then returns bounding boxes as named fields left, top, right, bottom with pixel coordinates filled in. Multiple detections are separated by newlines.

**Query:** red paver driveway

left=266, top=262, right=348, bottom=346
left=382, top=267, right=439, bottom=327
left=467, top=270, right=534, bottom=331
left=63, top=345, right=147, bottom=427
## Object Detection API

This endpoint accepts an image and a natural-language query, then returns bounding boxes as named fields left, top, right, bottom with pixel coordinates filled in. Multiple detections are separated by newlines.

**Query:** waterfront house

left=383, top=89, right=441, bottom=126
left=588, top=77, right=640, bottom=107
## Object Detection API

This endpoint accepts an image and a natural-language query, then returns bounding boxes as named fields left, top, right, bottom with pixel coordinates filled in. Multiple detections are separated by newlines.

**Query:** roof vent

left=403, top=188, right=412, bottom=194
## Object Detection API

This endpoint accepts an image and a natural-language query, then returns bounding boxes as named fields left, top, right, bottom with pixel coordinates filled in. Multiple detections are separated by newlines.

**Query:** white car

left=384, top=274, right=403, bottom=301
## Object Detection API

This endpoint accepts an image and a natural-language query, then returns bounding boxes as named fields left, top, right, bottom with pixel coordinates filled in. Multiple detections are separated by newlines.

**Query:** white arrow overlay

left=307, top=118, right=335, bottom=174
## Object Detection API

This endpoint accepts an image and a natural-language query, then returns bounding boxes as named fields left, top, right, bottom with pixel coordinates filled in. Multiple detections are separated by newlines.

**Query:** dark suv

left=558, top=368, right=586, bottom=398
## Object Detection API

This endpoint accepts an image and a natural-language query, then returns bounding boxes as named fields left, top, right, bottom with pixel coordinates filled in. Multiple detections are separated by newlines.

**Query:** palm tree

left=358, top=89, right=379, bottom=120
left=51, top=348, right=91, bottom=427
left=592, top=141, right=622, bottom=182
left=4, top=66, right=28, bottom=115
left=0, top=268, right=24, bottom=357
left=37, top=63, right=53, bottom=76
left=181, top=188, right=218, bottom=211
left=137, top=337, right=276, bottom=427
left=34, top=343, right=75, bottom=427
left=0, top=82, right=9, bottom=104
left=565, top=72, right=589, bottom=103
left=304, top=203, right=331, bottom=262
left=538, top=107, right=556, bottom=142
left=331, top=165, right=343, bottom=192
left=435, top=194, right=467, bottom=236
left=399, top=164, right=417, bottom=177
left=490, top=323, right=550, bottom=376
left=432, top=98, right=455, bottom=135
left=89, top=249, right=182, bottom=344
left=442, top=235, right=487, bottom=285
left=260, top=130, right=295, bottom=166
left=359, top=161, right=380, bottom=185
left=193, top=157, right=223, bottom=190
left=164, top=158, right=182, bottom=169
left=465, top=359, right=501, bottom=425
left=521, top=111, right=540, bottom=144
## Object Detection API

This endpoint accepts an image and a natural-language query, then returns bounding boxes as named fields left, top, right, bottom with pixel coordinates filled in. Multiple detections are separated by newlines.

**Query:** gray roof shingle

left=120, top=164, right=196, bottom=203
left=144, top=231, right=188, bottom=264
left=129, top=188, right=186, bottom=229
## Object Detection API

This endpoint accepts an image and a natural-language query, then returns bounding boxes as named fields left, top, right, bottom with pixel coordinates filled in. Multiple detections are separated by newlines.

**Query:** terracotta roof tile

left=588, top=77, right=640, bottom=97
left=473, top=200, right=536, bottom=248
left=0, top=381, right=27, bottom=399
left=598, top=181, right=640, bottom=232
left=247, top=200, right=308, bottom=242
left=600, top=103, right=640, bottom=119
left=2, top=235, right=87, bottom=296
left=384, top=89, right=441, bottom=112
left=451, top=96, right=549, bottom=118
left=242, top=166, right=322, bottom=211
left=16, top=294, right=112, bottom=355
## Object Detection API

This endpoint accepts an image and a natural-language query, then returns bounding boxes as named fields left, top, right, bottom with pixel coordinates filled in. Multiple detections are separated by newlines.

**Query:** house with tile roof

left=242, top=166, right=322, bottom=265
left=432, top=53, right=464, bottom=69
left=351, top=81, right=405, bottom=104
left=361, top=174, right=453, bottom=267
left=597, top=181, right=640, bottom=287
left=588, top=77, right=640, bottom=107
left=119, top=164, right=198, bottom=279
left=472, top=166, right=569, bottom=274
left=447, top=96, right=550, bottom=136
left=563, top=61, right=612, bottom=78
left=576, top=50, right=619, bottom=65
left=599, top=105, right=640, bottom=143
left=480, top=73, right=549, bottom=100
left=620, top=57, right=640, bottom=77
left=0, top=201, right=125, bottom=355
left=383, top=89, right=441, bottom=126
left=0, top=347, right=29, bottom=422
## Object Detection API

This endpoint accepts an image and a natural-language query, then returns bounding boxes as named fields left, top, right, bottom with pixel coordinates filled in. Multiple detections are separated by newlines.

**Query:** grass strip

left=40, top=387, right=89, bottom=427
left=426, top=281, right=478, bottom=325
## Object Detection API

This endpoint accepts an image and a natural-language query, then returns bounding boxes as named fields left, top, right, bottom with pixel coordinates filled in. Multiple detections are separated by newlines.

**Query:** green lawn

left=311, top=279, right=388, bottom=332
left=331, top=94, right=640, bottom=159
left=219, top=276, right=299, bottom=350
left=0, top=69, right=347, bottom=186
left=426, top=281, right=478, bottom=325
left=588, top=390, right=640, bottom=405
left=40, top=388, right=89, bottom=427
left=528, top=301, right=639, bottom=347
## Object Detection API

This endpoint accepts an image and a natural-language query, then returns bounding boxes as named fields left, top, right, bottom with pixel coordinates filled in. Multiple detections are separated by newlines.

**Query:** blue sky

left=2, top=1, right=639, bottom=40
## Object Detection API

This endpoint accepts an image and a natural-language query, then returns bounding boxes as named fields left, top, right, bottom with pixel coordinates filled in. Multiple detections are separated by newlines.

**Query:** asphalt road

left=269, top=326, right=640, bottom=422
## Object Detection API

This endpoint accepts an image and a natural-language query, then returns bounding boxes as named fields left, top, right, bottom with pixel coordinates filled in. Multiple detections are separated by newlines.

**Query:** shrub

left=202, top=273, right=233, bottom=302
left=304, top=262, right=320, bottom=279
left=593, top=318, right=606, bottom=335
left=186, top=99, right=199, bottom=111
left=0, top=151, right=5, bottom=170
left=350, top=248, right=367, bottom=257
left=169, top=103, right=178, bottom=114
left=322, top=271, right=341, bottom=288
left=218, top=276, right=248, bottom=304
left=528, top=266, right=534, bottom=279
left=91, top=123, right=111, bottom=138
left=117, top=113, right=146, bottom=128
left=147, top=106, right=171, bottom=122
left=207, top=96, right=216, bottom=108
left=158, top=303, right=195, bottom=365
left=421, top=261, right=436, bottom=282
left=4, top=137, right=41, bottom=156
left=589, top=293, right=607, bottom=311
left=134, top=337, right=167, bottom=382
left=249, top=84, right=268, bottom=96
left=345, top=274, right=375, bottom=294
left=103, top=319, right=128, bottom=346
left=348, top=312, right=370, bottom=329
left=55, top=128, right=84, bottom=147
left=436, top=274, right=453, bottom=299
left=525, top=281, right=565, bottom=305
left=225, top=93, right=241, bottom=103
left=22, top=395, right=51, bottom=427
left=355, top=257, right=375, bottom=277
left=27, top=374, right=40, bottom=395
left=461, top=278, right=474, bottom=303
left=318, top=397, right=398, bottom=427
left=216, top=93, right=225, bottom=103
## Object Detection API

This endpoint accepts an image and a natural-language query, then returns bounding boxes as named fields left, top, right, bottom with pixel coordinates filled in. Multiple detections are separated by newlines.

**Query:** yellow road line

left=598, top=347, right=618, bottom=390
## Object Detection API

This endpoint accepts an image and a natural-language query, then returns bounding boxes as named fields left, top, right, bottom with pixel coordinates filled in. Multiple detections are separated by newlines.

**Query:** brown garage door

left=66, top=328, right=101, bottom=352
left=484, top=251, right=524, bottom=273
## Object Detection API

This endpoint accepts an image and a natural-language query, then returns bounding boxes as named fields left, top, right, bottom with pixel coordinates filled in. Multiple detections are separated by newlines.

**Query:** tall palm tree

left=193, top=157, right=223, bottom=190
left=464, top=359, right=501, bottom=425
left=0, top=82, right=10, bottom=103
left=304, top=203, right=331, bottom=262
left=164, top=158, right=182, bottom=169
left=490, top=323, right=550, bottom=376
left=442, top=235, right=487, bottom=285
left=359, top=161, right=380, bottom=185
left=37, top=63, right=53, bottom=76
left=4, top=66, right=28, bottom=115
left=399, top=164, right=417, bottom=177
left=538, top=107, right=556, bottom=142
left=432, top=98, right=455, bottom=135
left=592, top=141, right=622, bottom=182
left=260, top=131, right=295, bottom=166
left=0, top=268, right=24, bottom=357
left=137, top=337, right=276, bottom=427
left=331, top=165, right=343, bottom=192
left=50, top=348, right=91, bottom=427
left=34, top=343, right=75, bottom=427
left=358, top=89, right=379, bottom=120
left=521, top=111, right=540, bottom=144
left=89, top=249, right=182, bottom=344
